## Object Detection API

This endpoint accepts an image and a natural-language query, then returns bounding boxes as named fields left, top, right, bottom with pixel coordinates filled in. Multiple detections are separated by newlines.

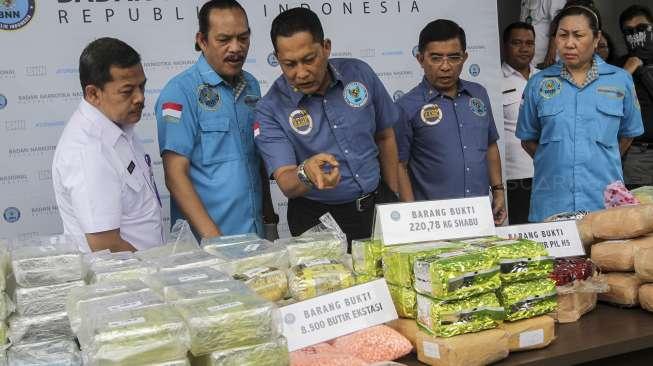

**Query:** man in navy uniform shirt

left=395, top=19, right=507, bottom=225
left=254, top=8, right=400, bottom=242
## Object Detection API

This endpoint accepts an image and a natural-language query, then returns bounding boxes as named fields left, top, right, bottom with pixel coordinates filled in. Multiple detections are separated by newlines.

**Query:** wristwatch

left=491, top=184, right=505, bottom=192
left=297, top=161, right=314, bottom=188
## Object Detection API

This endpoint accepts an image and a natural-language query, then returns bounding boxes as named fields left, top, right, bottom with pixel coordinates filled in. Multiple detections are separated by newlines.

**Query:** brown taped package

left=590, top=240, right=633, bottom=272
left=598, top=273, right=643, bottom=307
left=588, top=204, right=653, bottom=240
left=554, top=291, right=598, bottom=323
left=386, top=318, right=418, bottom=349
left=499, top=315, right=555, bottom=351
left=577, top=216, right=596, bottom=247
left=640, top=284, right=653, bottom=312
left=415, top=328, right=509, bottom=366
left=632, top=236, right=653, bottom=282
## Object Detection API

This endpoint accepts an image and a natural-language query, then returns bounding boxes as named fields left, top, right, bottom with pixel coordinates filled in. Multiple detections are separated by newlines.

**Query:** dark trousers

left=287, top=181, right=397, bottom=249
left=507, top=178, right=532, bottom=225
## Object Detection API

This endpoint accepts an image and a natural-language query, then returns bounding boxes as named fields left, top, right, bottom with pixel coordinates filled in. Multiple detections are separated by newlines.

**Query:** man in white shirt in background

left=53, top=37, right=164, bottom=252
left=502, top=22, right=538, bottom=224
left=520, top=0, right=566, bottom=68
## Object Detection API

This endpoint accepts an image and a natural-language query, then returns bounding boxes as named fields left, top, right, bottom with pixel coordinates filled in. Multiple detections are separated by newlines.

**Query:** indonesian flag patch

left=162, top=102, right=183, bottom=123
left=253, top=121, right=261, bottom=138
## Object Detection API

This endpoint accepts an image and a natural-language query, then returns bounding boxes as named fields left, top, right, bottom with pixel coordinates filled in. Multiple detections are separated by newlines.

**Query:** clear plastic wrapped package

left=288, top=259, right=355, bottom=301
left=0, top=321, right=6, bottom=345
left=173, top=289, right=281, bottom=356
left=0, top=240, right=9, bottom=291
left=0, top=294, right=14, bottom=320
left=200, top=233, right=261, bottom=248
left=136, top=220, right=199, bottom=261
left=414, top=249, right=501, bottom=301
left=498, top=278, right=558, bottom=322
left=352, top=238, right=384, bottom=277
left=383, top=242, right=466, bottom=288
left=471, top=239, right=554, bottom=283
left=234, top=267, right=289, bottom=302
left=207, top=337, right=289, bottom=366
left=15, top=280, right=84, bottom=316
left=8, top=311, right=73, bottom=345
left=277, top=232, right=346, bottom=266
left=150, top=250, right=224, bottom=272
left=144, top=267, right=231, bottom=297
left=11, top=241, right=83, bottom=287
left=67, top=280, right=149, bottom=333
left=203, top=239, right=288, bottom=275
left=416, top=292, right=504, bottom=337
left=164, top=280, right=250, bottom=303
left=142, top=359, right=190, bottom=366
left=88, top=261, right=157, bottom=284
left=388, top=284, right=416, bottom=319
left=7, top=339, right=81, bottom=366
left=80, top=304, right=190, bottom=366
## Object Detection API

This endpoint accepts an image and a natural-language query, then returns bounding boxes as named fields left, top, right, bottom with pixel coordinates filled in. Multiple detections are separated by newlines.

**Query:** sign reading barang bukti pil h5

left=280, top=279, right=397, bottom=351
left=373, top=197, right=496, bottom=245
left=495, top=220, right=585, bottom=257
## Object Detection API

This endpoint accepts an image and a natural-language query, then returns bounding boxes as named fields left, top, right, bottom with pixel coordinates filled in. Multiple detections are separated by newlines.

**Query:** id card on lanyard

left=144, top=154, right=162, bottom=207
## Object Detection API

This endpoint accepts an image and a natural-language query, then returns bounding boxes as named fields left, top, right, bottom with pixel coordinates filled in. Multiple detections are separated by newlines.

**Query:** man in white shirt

left=53, top=37, right=164, bottom=252
left=520, top=0, right=566, bottom=67
left=502, top=22, right=538, bottom=224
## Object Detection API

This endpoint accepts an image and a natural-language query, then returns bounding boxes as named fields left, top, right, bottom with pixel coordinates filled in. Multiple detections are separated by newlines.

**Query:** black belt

left=355, top=188, right=380, bottom=212
left=631, top=141, right=653, bottom=150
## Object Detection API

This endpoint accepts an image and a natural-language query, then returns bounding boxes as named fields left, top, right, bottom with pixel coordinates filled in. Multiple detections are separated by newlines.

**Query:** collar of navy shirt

left=421, top=77, right=474, bottom=102
left=284, top=62, right=344, bottom=107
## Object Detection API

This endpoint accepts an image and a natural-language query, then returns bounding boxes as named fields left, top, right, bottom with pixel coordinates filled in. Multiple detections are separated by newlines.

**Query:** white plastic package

left=144, top=267, right=231, bottom=298
left=173, top=288, right=281, bottom=356
left=88, top=261, right=157, bottom=284
left=203, top=239, right=289, bottom=275
left=136, top=220, right=199, bottom=261
left=149, top=250, right=224, bottom=272
left=8, top=311, right=73, bottom=345
left=163, top=280, right=250, bottom=303
left=79, top=304, right=190, bottom=366
left=276, top=232, right=347, bottom=266
left=67, top=280, right=149, bottom=333
left=7, top=339, right=81, bottom=366
left=0, top=294, right=14, bottom=320
left=200, top=233, right=261, bottom=248
left=11, top=238, right=83, bottom=287
left=142, top=359, right=190, bottom=366
left=206, top=336, right=290, bottom=366
left=15, top=280, right=84, bottom=316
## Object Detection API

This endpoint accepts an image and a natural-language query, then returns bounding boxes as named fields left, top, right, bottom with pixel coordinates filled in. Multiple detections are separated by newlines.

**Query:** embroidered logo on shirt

left=596, top=86, right=625, bottom=100
left=289, top=109, right=313, bottom=135
left=127, top=161, right=135, bottom=174
left=343, top=81, right=369, bottom=108
left=253, top=121, right=261, bottom=138
left=161, top=102, right=183, bottom=123
left=468, top=98, right=487, bottom=117
left=539, top=78, right=562, bottom=99
left=420, top=103, right=443, bottom=125
left=198, top=84, right=220, bottom=111
left=244, top=94, right=260, bottom=108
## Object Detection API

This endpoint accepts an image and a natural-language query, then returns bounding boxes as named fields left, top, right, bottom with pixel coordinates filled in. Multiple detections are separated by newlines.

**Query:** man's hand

left=624, top=56, right=644, bottom=75
left=492, top=190, right=507, bottom=225
left=86, top=229, right=137, bottom=252
left=303, top=153, right=340, bottom=190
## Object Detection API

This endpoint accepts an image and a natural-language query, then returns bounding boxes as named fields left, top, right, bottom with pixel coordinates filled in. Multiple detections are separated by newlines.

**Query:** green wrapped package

left=352, top=238, right=384, bottom=277
left=458, top=236, right=503, bottom=246
left=173, top=289, right=281, bottom=356
left=277, top=233, right=346, bottom=266
left=416, top=292, right=504, bottom=337
left=498, top=278, right=557, bottom=321
left=382, top=242, right=466, bottom=287
left=472, top=239, right=554, bottom=283
left=80, top=304, right=190, bottom=366
left=354, top=272, right=379, bottom=285
left=414, top=249, right=501, bottom=300
left=388, top=284, right=416, bottom=319
left=233, top=267, right=289, bottom=302
left=288, top=259, right=355, bottom=301
left=207, top=337, right=289, bottom=366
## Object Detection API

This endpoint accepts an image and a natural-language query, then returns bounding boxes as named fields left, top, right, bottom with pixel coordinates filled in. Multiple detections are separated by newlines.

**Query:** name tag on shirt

left=127, top=161, right=135, bottom=174
left=503, top=88, right=517, bottom=94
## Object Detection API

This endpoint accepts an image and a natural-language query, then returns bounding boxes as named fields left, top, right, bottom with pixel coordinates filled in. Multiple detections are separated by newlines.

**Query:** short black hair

left=270, top=7, right=324, bottom=52
left=551, top=1, right=601, bottom=37
left=503, top=21, right=535, bottom=44
left=418, top=19, right=466, bottom=53
left=619, top=5, right=653, bottom=30
left=79, top=37, right=140, bottom=95
left=195, top=0, right=247, bottom=51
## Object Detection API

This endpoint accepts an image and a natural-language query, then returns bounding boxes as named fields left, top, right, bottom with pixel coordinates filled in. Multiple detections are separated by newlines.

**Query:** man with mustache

left=53, top=37, right=164, bottom=252
left=395, top=19, right=507, bottom=225
left=156, top=0, right=275, bottom=240
left=619, top=5, right=653, bottom=189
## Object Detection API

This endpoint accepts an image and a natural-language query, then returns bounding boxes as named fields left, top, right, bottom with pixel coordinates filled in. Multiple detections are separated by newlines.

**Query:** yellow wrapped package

left=382, top=242, right=465, bottom=288
left=288, top=259, right=354, bottom=301
left=388, top=283, right=416, bottom=319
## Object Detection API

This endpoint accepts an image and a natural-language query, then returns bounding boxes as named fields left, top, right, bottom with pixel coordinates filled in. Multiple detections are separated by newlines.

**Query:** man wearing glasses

left=501, top=21, right=538, bottom=224
left=395, top=19, right=507, bottom=225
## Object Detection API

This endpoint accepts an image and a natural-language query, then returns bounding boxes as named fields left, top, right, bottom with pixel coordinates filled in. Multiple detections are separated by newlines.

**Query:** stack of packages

left=549, top=257, right=608, bottom=323
left=7, top=236, right=84, bottom=365
left=579, top=204, right=653, bottom=309
left=352, top=238, right=384, bottom=284
left=0, top=241, right=11, bottom=363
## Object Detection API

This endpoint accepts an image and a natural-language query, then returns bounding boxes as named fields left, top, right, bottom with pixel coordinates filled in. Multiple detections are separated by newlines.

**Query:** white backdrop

left=0, top=0, right=503, bottom=240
